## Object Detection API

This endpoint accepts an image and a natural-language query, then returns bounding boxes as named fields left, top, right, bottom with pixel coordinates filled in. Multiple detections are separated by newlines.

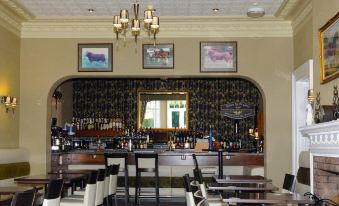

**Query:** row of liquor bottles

left=72, top=114, right=124, bottom=131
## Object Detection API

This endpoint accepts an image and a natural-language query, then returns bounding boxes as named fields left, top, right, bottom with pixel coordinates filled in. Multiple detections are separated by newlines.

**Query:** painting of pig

left=200, top=42, right=237, bottom=73
left=78, top=43, right=112, bottom=72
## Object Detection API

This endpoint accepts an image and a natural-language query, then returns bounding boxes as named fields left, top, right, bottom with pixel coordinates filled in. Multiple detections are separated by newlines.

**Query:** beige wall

left=0, top=25, right=20, bottom=148
left=294, top=13, right=313, bottom=69
left=313, top=0, right=339, bottom=104
left=20, top=37, right=293, bottom=187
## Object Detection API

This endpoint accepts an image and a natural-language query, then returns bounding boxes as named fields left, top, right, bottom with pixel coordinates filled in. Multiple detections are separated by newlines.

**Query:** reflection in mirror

left=138, top=91, right=188, bottom=129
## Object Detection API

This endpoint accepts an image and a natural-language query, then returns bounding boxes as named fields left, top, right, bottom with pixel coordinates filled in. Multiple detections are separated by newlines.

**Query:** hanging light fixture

left=113, top=0, right=160, bottom=46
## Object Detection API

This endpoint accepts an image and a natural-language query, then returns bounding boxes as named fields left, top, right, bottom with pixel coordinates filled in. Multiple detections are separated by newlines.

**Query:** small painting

left=143, top=44, right=174, bottom=69
left=200, top=41, right=237, bottom=73
left=78, top=43, right=113, bottom=72
left=319, top=12, right=339, bottom=84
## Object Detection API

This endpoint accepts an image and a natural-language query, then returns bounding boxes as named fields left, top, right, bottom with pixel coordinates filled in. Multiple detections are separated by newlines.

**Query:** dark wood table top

left=48, top=170, right=93, bottom=174
left=213, top=175, right=272, bottom=183
left=207, top=182, right=279, bottom=192
left=221, top=192, right=314, bottom=205
left=14, top=173, right=87, bottom=186
left=0, top=186, right=34, bottom=195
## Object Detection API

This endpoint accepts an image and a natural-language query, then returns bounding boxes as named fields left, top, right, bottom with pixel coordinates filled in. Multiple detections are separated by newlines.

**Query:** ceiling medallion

left=112, top=0, right=160, bottom=47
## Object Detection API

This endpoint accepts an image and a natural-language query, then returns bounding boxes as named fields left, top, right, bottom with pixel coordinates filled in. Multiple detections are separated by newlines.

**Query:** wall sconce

left=1, top=96, right=17, bottom=113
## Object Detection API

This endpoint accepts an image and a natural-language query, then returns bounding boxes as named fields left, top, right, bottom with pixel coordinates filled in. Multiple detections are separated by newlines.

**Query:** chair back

left=42, top=179, right=64, bottom=206
left=109, top=164, right=120, bottom=195
left=193, top=190, right=205, bottom=205
left=193, top=168, right=207, bottom=198
left=283, top=173, right=296, bottom=192
left=183, top=174, right=195, bottom=206
left=104, top=166, right=111, bottom=199
left=95, top=169, right=106, bottom=206
left=104, top=153, right=128, bottom=173
left=10, top=188, right=36, bottom=206
left=83, top=170, right=98, bottom=206
left=192, top=154, right=199, bottom=170
left=135, top=153, right=158, bottom=170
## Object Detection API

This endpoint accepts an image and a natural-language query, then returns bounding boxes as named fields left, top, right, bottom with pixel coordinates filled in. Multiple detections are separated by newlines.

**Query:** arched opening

left=47, top=77, right=266, bottom=176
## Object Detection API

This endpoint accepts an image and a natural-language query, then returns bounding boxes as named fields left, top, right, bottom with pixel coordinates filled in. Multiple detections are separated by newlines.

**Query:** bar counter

left=52, top=149, right=263, bottom=167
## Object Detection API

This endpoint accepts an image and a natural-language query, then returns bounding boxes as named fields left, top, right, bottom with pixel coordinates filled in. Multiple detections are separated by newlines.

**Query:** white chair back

left=83, top=183, right=97, bottom=206
left=186, top=192, right=195, bottom=206
left=109, top=175, right=118, bottom=195
left=95, top=169, right=106, bottom=206
left=42, top=198, right=60, bottom=206
left=199, top=183, right=207, bottom=199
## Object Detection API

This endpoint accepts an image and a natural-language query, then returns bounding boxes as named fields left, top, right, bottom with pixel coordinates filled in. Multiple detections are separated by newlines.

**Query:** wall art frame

left=200, top=41, right=237, bottom=73
left=142, top=43, right=174, bottom=69
left=78, top=43, right=113, bottom=72
left=319, top=12, right=339, bottom=84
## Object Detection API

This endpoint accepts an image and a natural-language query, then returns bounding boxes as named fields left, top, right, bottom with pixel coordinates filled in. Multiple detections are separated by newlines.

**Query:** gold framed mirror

left=137, top=91, right=189, bottom=129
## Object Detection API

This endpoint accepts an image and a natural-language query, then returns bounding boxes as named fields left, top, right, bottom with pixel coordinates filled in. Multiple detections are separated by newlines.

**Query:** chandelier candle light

left=113, top=0, right=160, bottom=46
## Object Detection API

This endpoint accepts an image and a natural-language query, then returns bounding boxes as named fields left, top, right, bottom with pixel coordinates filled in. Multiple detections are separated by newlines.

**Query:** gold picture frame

left=319, top=12, right=339, bottom=84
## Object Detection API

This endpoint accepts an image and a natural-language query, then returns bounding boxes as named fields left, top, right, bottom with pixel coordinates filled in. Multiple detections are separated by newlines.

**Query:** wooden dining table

left=212, top=175, right=272, bottom=184
left=0, top=186, right=34, bottom=195
left=14, top=173, right=88, bottom=196
left=220, top=192, right=314, bottom=205
left=207, top=182, right=279, bottom=192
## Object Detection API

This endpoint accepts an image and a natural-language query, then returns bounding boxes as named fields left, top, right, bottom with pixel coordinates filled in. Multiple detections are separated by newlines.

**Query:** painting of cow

left=143, top=44, right=174, bottom=69
left=200, top=42, right=237, bottom=72
left=78, top=44, right=112, bottom=72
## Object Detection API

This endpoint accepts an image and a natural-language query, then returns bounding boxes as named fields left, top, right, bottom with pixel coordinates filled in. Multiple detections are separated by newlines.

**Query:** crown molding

left=275, top=0, right=300, bottom=18
left=21, top=17, right=293, bottom=38
left=1, top=0, right=34, bottom=20
left=0, top=3, right=22, bottom=36
left=291, top=1, right=312, bottom=35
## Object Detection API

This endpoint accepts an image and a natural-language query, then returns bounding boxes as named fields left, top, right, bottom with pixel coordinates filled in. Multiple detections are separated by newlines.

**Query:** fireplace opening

left=313, top=156, right=339, bottom=205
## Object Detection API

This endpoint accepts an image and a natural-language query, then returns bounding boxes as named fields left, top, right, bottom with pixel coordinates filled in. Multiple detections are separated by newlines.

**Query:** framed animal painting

left=200, top=41, right=237, bottom=73
left=143, top=44, right=174, bottom=69
left=78, top=43, right=113, bottom=72
left=319, top=12, right=339, bottom=84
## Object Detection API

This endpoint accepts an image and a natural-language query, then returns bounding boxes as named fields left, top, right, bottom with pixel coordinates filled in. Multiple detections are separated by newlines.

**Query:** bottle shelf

left=75, top=129, right=124, bottom=137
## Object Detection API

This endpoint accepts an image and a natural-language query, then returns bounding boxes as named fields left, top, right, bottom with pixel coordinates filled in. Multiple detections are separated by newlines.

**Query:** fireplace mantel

left=300, top=120, right=339, bottom=153
left=299, top=120, right=339, bottom=196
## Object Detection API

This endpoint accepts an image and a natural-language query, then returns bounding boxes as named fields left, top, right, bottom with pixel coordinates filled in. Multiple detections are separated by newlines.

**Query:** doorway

left=292, top=59, right=312, bottom=175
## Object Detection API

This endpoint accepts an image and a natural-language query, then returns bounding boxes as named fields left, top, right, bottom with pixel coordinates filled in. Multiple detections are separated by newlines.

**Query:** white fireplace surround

left=299, top=120, right=339, bottom=194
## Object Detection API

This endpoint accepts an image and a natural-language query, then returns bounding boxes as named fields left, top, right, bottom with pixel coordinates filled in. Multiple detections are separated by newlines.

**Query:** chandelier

left=113, top=0, right=160, bottom=45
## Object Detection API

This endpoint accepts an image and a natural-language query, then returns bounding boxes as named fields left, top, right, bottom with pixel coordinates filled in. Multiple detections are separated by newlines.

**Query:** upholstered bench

left=0, top=149, right=31, bottom=205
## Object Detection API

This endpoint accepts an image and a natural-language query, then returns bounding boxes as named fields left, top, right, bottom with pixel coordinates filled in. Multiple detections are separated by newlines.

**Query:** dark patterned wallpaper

left=73, top=78, right=262, bottom=137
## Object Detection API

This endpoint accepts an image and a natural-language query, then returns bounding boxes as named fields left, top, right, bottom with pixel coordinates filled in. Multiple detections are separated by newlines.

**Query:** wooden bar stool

left=134, top=153, right=159, bottom=205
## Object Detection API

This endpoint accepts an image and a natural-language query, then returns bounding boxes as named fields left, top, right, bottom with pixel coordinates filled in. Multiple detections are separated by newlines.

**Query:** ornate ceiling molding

left=21, top=17, right=293, bottom=38
left=275, top=0, right=300, bottom=18
left=291, top=0, right=312, bottom=34
left=2, top=0, right=34, bottom=20
left=0, top=3, right=22, bottom=36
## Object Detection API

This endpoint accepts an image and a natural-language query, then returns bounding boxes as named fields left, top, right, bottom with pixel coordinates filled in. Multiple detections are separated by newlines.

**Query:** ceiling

left=16, top=0, right=284, bottom=17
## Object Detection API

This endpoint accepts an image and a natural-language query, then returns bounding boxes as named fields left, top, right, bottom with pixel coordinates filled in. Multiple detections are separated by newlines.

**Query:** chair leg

left=114, top=194, right=118, bottom=206
left=155, top=172, right=159, bottom=205
left=135, top=172, right=139, bottom=205
left=125, top=169, right=129, bottom=205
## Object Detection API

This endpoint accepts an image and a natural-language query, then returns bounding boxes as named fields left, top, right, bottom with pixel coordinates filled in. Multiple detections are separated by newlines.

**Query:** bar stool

left=134, top=153, right=159, bottom=205
left=104, top=153, right=129, bottom=205
left=42, top=179, right=64, bottom=206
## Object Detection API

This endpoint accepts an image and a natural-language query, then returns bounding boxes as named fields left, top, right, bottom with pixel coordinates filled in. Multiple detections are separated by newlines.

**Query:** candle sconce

left=1, top=96, right=17, bottom=114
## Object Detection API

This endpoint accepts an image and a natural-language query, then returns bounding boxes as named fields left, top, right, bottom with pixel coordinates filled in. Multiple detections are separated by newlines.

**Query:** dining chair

left=282, top=173, right=296, bottom=193
left=96, top=169, right=106, bottom=206
left=104, top=166, right=112, bottom=206
left=42, top=179, right=64, bottom=206
left=193, top=168, right=207, bottom=199
left=109, top=164, right=120, bottom=206
left=183, top=174, right=195, bottom=206
left=10, top=188, right=36, bottom=206
left=60, top=170, right=98, bottom=206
